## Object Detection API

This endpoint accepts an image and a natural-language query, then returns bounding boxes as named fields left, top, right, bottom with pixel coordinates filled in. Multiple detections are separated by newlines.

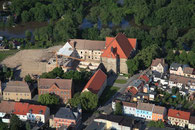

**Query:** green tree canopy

left=38, top=93, right=59, bottom=105
left=114, top=102, right=123, bottom=115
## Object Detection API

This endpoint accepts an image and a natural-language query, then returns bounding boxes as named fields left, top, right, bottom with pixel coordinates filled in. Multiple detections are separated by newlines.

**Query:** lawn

left=0, top=50, right=19, bottom=62
left=99, top=86, right=119, bottom=106
left=115, top=79, right=127, bottom=84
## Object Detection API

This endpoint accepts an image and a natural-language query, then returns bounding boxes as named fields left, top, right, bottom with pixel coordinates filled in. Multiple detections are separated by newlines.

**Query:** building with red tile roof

left=27, top=104, right=50, bottom=123
left=139, top=74, right=150, bottom=83
left=101, top=33, right=137, bottom=74
left=13, top=102, right=29, bottom=121
left=82, top=69, right=107, bottom=97
left=168, top=109, right=190, bottom=128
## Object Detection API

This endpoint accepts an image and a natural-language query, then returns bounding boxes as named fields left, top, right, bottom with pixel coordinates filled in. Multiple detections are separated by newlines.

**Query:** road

left=83, top=69, right=150, bottom=129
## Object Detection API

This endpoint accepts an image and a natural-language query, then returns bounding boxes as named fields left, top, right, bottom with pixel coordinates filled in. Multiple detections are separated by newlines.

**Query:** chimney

left=73, top=41, right=77, bottom=48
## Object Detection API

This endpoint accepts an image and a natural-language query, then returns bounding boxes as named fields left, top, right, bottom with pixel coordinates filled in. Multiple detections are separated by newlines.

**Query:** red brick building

left=38, top=79, right=73, bottom=103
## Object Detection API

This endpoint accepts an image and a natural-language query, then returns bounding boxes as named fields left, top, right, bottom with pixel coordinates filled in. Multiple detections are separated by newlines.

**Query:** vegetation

left=24, top=74, right=36, bottom=84
left=0, top=50, right=19, bottom=62
left=0, top=65, right=14, bottom=82
left=147, top=120, right=165, bottom=128
left=69, top=91, right=98, bottom=112
left=0, top=119, right=8, bottom=130
left=114, top=102, right=123, bottom=115
left=10, top=114, right=23, bottom=130
left=115, top=79, right=127, bottom=84
left=25, top=122, right=31, bottom=130
left=99, top=86, right=119, bottom=106
left=38, top=93, right=60, bottom=105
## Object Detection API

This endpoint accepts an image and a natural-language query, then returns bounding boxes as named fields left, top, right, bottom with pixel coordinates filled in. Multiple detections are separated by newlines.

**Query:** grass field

left=0, top=50, right=19, bottom=62
left=115, top=79, right=127, bottom=84
left=99, top=86, right=119, bottom=106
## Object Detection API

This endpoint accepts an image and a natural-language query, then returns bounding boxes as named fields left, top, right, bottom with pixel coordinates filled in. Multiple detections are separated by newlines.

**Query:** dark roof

left=38, top=78, right=72, bottom=90
left=119, top=116, right=134, bottom=127
left=153, top=71, right=162, bottom=78
left=148, top=127, right=175, bottom=130
left=54, top=107, right=79, bottom=120
left=85, top=121, right=106, bottom=130
left=170, top=63, right=182, bottom=70
left=96, top=114, right=124, bottom=123
left=190, top=116, right=195, bottom=124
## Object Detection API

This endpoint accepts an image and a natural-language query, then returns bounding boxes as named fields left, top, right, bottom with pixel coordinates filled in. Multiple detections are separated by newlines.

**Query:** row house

left=170, top=63, right=195, bottom=78
left=136, top=102, right=154, bottom=120
left=152, top=71, right=169, bottom=85
left=152, top=105, right=167, bottom=121
left=38, top=78, right=73, bottom=103
left=169, top=74, right=195, bottom=91
left=189, top=116, right=195, bottom=130
left=3, top=81, right=32, bottom=101
left=168, top=109, right=190, bottom=128
left=151, top=58, right=168, bottom=74
left=0, top=101, right=50, bottom=123
left=82, top=69, right=107, bottom=98
left=49, top=107, right=81, bottom=129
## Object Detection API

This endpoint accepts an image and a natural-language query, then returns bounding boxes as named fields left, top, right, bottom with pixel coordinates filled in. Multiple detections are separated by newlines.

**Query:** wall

left=97, top=79, right=107, bottom=98
left=77, top=50, right=102, bottom=61
left=136, top=109, right=152, bottom=120
left=188, top=123, right=195, bottom=130
left=168, top=116, right=189, bottom=128
left=3, top=92, right=31, bottom=101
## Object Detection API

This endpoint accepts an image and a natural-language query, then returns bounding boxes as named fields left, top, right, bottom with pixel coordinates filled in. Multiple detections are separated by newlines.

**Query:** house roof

left=151, top=58, right=165, bottom=67
left=137, top=102, right=154, bottom=112
left=57, top=42, right=74, bottom=56
left=69, top=39, right=105, bottom=50
left=101, top=33, right=136, bottom=59
left=122, top=101, right=137, bottom=108
left=54, top=107, right=79, bottom=120
left=169, top=74, right=195, bottom=85
left=170, top=63, right=182, bottom=70
left=28, top=104, right=47, bottom=115
left=139, top=74, right=150, bottom=83
left=190, top=116, right=195, bottom=124
left=126, top=86, right=138, bottom=95
left=183, top=67, right=194, bottom=75
left=85, top=121, right=106, bottom=130
left=153, top=105, right=166, bottom=115
left=13, top=102, right=29, bottom=115
left=168, top=109, right=190, bottom=120
left=4, top=81, right=31, bottom=93
left=82, top=69, right=107, bottom=95
left=0, top=101, right=15, bottom=114
left=129, top=79, right=143, bottom=88
left=38, top=78, right=73, bottom=90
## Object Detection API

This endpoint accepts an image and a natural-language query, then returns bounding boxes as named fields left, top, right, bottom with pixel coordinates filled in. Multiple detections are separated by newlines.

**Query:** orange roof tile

left=168, top=109, right=190, bottom=120
left=126, top=86, right=138, bottom=95
left=82, top=69, right=107, bottom=94
left=13, top=102, right=29, bottom=115
left=101, top=33, right=137, bottom=59
left=139, top=75, right=150, bottom=83
left=28, top=104, right=47, bottom=115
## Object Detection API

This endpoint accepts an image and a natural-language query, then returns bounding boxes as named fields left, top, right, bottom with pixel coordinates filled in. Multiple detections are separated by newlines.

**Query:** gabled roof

left=102, top=33, right=136, bottom=59
left=38, top=78, right=72, bottom=90
left=4, top=81, right=31, bottom=93
left=13, top=102, right=29, bottom=115
left=170, top=63, right=182, bottom=71
left=126, top=86, right=138, bottom=95
left=82, top=69, right=107, bottom=95
left=69, top=39, right=105, bottom=50
left=151, top=58, right=165, bottom=67
left=184, top=67, right=194, bottom=75
left=54, top=107, right=79, bottom=120
left=28, top=104, right=47, bottom=115
left=139, top=74, right=150, bottom=83
left=153, top=105, right=166, bottom=115
left=169, top=74, right=195, bottom=85
left=137, top=102, right=154, bottom=112
left=168, top=109, right=190, bottom=120
left=122, top=101, right=137, bottom=108
left=0, top=101, right=15, bottom=114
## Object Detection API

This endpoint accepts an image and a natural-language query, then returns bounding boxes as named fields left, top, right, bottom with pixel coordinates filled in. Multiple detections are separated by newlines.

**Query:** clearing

left=1, top=46, right=62, bottom=78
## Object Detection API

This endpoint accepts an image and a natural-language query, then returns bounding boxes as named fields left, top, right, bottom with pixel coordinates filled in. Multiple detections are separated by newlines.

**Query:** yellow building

left=3, top=81, right=32, bottom=101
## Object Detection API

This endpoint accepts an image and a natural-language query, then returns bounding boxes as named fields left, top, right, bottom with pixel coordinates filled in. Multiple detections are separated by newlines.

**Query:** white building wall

left=188, top=123, right=195, bottom=130
left=0, top=112, right=6, bottom=118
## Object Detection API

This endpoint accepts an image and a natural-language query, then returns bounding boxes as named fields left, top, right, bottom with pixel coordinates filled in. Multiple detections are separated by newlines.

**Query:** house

left=168, top=109, right=190, bottom=128
left=3, top=81, right=32, bottom=101
left=151, top=58, right=167, bottom=74
left=0, top=101, right=15, bottom=118
left=139, top=74, right=150, bottom=84
left=85, top=121, right=106, bottom=130
left=38, top=78, right=73, bottom=103
left=13, top=102, right=29, bottom=121
left=101, top=33, right=137, bottom=74
left=94, top=114, right=141, bottom=130
left=127, top=79, right=144, bottom=93
left=50, top=107, right=81, bottom=129
left=136, top=102, right=154, bottom=120
left=152, top=105, right=167, bottom=121
left=27, top=104, right=50, bottom=123
left=82, top=69, right=107, bottom=97
left=188, top=116, right=195, bottom=130
left=183, top=67, right=195, bottom=79
left=169, top=63, right=183, bottom=76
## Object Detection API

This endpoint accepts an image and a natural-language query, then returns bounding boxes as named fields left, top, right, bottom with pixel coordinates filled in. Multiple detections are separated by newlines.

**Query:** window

left=81, top=51, right=82, bottom=54
left=61, top=91, right=63, bottom=94
left=88, top=56, right=90, bottom=58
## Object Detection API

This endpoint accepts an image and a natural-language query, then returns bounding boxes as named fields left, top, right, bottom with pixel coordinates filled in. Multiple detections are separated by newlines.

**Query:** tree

left=126, top=59, right=139, bottom=76
left=10, top=114, right=22, bottom=130
left=21, top=11, right=30, bottom=22
left=167, top=26, right=178, bottom=40
left=172, top=87, right=179, bottom=95
left=25, top=122, right=31, bottom=130
left=68, top=93, right=81, bottom=108
left=114, top=102, right=123, bottom=115
left=147, top=120, right=165, bottom=128
left=38, top=93, right=59, bottom=105
left=25, top=30, right=32, bottom=40
left=0, top=119, right=8, bottom=130
left=80, top=91, right=98, bottom=111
